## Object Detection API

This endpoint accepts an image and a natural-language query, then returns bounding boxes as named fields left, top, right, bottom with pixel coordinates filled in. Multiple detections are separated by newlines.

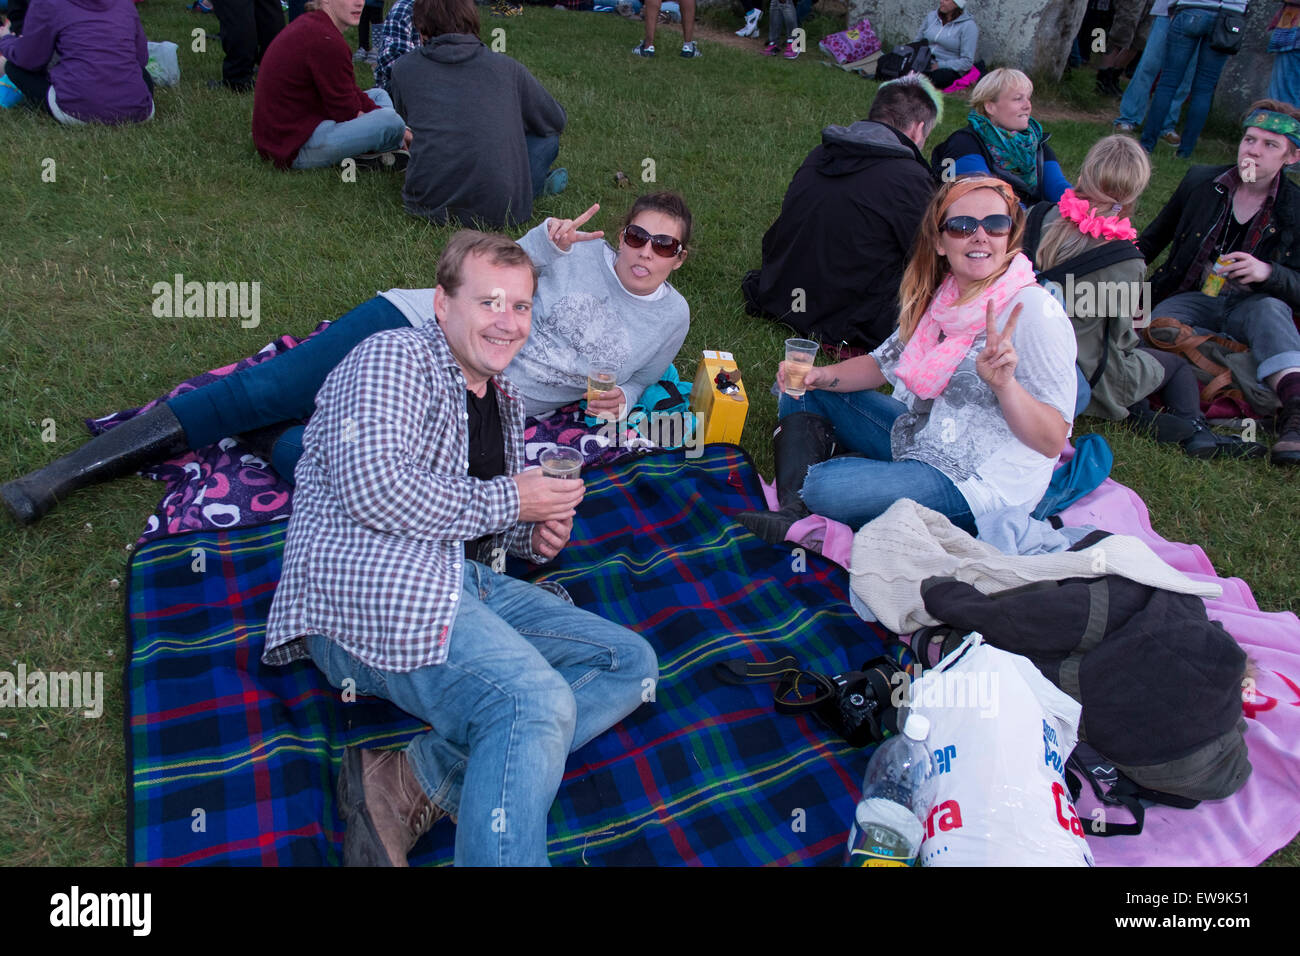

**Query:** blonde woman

left=1028, top=135, right=1264, bottom=458
left=930, top=68, right=1070, bottom=205
left=738, top=176, right=1077, bottom=543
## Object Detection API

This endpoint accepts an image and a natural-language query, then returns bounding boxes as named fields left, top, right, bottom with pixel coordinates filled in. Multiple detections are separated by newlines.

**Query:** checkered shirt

left=373, top=0, right=418, bottom=91
left=263, top=322, right=545, bottom=672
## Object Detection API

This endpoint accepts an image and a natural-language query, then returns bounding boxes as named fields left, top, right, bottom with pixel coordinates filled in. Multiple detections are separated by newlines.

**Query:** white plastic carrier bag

left=907, top=632, right=1094, bottom=866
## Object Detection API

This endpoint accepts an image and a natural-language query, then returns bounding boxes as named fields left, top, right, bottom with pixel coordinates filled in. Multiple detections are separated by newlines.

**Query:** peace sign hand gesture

left=976, top=300, right=1022, bottom=391
left=547, top=203, right=605, bottom=253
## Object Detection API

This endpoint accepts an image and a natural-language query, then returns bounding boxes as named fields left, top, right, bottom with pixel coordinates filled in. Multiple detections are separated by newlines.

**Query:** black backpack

left=913, top=533, right=1251, bottom=832
left=874, top=42, right=931, bottom=81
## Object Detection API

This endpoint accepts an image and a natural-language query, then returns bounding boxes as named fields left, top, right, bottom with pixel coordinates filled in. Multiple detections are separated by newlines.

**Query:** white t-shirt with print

left=871, top=285, right=1077, bottom=516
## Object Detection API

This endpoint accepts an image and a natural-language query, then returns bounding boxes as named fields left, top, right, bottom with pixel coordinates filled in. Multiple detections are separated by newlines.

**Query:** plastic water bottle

left=845, top=713, right=938, bottom=866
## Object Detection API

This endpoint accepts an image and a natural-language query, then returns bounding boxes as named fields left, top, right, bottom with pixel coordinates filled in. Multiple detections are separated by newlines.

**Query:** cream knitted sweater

left=849, top=499, right=1223, bottom=634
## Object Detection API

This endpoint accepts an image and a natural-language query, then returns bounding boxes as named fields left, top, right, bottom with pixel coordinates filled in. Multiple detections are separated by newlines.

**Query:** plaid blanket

left=126, top=445, right=890, bottom=866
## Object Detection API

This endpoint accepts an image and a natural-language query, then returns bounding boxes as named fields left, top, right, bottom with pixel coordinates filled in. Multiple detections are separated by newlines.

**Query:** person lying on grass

left=1, top=192, right=694, bottom=524
left=252, top=0, right=411, bottom=170
left=737, top=176, right=1077, bottom=545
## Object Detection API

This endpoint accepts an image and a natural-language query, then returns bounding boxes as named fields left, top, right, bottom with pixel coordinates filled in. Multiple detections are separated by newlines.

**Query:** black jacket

left=928, top=126, right=1061, bottom=205
left=742, top=121, right=935, bottom=351
left=1139, top=164, right=1300, bottom=309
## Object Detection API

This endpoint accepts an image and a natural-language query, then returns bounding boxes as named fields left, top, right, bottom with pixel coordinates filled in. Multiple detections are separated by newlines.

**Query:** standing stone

left=844, top=0, right=1087, bottom=81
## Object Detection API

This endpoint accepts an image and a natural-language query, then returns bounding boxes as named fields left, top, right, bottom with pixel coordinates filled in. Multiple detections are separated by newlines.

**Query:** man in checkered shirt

left=263, top=230, right=658, bottom=867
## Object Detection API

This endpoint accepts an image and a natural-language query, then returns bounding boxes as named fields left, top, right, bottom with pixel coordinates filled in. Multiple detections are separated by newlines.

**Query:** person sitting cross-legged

left=252, top=0, right=410, bottom=170
left=262, top=231, right=658, bottom=867
left=1138, top=99, right=1300, bottom=466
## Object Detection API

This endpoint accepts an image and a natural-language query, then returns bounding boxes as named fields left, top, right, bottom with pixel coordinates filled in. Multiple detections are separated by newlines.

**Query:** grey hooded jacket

left=914, top=8, right=978, bottom=74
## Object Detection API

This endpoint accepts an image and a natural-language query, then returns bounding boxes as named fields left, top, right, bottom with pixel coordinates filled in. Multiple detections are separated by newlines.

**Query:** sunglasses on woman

left=941, top=214, right=1014, bottom=239
left=622, top=224, right=684, bottom=258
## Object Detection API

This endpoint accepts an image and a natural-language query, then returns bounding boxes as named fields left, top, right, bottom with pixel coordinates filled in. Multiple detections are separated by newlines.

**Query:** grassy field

left=0, top=2, right=1295, bottom=866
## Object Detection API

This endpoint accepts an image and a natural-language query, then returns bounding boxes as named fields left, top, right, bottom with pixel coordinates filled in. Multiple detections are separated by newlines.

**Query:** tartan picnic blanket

left=126, top=445, right=890, bottom=866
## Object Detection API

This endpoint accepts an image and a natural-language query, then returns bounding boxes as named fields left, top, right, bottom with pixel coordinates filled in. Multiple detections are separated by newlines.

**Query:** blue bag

left=1031, top=433, right=1113, bottom=520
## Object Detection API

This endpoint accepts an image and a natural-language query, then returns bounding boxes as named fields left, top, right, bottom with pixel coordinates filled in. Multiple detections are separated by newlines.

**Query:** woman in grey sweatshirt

left=914, top=0, right=978, bottom=90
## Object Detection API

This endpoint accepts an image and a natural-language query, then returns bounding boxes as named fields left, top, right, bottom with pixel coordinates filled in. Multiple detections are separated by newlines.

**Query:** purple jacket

left=0, top=0, right=152, bottom=123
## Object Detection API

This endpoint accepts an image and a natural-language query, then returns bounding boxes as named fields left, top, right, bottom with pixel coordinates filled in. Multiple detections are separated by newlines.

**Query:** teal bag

left=1031, top=433, right=1113, bottom=520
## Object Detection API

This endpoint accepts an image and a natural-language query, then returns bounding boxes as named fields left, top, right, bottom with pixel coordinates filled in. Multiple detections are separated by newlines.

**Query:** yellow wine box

left=689, top=350, right=748, bottom=445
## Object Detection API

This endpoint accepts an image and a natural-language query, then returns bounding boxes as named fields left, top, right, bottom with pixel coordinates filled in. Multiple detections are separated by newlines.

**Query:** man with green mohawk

left=742, top=73, right=943, bottom=355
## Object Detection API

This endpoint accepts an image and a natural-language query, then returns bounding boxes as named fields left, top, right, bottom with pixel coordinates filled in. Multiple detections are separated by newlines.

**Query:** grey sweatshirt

left=915, top=8, right=978, bottom=73
left=389, top=34, right=566, bottom=229
left=507, top=223, right=691, bottom=417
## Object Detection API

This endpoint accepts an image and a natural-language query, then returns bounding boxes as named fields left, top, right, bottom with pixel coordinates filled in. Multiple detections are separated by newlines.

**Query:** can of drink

left=1202, top=255, right=1233, bottom=297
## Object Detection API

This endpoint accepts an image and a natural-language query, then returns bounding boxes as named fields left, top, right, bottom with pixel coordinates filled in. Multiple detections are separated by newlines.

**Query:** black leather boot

left=1181, top=418, right=1267, bottom=460
left=1, top=404, right=190, bottom=525
left=736, top=412, right=835, bottom=545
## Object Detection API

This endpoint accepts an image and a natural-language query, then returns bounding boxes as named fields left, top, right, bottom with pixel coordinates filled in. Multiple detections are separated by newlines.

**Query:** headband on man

left=1244, top=110, right=1300, bottom=148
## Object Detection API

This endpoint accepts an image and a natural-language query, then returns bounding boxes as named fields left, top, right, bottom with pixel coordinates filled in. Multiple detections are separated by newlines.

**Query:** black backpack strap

left=1036, top=240, right=1145, bottom=288
left=1022, top=201, right=1053, bottom=262
left=1066, top=763, right=1147, bottom=837
left=651, top=378, right=687, bottom=412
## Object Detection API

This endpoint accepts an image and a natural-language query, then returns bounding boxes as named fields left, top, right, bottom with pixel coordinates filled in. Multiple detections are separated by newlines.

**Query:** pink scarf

left=894, top=253, right=1038, bottom=400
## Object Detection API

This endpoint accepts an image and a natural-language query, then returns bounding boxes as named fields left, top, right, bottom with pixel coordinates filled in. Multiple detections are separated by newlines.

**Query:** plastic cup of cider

left=538, top=446, right=583, bottom=480
left=783, top=338, right=818, bottom=397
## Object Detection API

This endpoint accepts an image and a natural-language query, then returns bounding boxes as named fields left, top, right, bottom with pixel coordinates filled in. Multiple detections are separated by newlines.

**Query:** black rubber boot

left=1095, top=67, right=1122, bottom=97
left=1, top=404, right=189, bottom=525
left=736, top=412, right=835, bottom=545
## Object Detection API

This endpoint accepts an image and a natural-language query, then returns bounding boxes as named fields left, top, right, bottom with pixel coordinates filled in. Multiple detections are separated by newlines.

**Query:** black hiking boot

left=735, top=412, right=835, bottom=545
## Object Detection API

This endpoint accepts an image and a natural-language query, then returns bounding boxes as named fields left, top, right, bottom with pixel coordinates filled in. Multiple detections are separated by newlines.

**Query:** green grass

left=0, top=3, right=1295, bottom=866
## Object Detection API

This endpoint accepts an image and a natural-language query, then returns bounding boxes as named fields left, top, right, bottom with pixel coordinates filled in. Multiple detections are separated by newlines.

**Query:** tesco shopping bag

left=907, top=633, right=1094, bottom=866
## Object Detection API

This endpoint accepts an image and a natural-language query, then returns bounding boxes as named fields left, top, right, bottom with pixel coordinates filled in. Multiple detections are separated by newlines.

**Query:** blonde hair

left=970, top=68, right=1033, bottom=117
left=897, top=177, right=1025, bottom=342
left=1036, top=135, right=1150, bottom=271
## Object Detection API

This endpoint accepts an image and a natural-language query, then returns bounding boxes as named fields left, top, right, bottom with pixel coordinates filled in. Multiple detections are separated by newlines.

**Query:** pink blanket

left=765, top=461, right=1300, bottom=866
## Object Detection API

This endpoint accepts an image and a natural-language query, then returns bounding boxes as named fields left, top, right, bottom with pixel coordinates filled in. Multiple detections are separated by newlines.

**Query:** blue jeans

left=1270, top=50, right=1300, bottom=105
left=1116, top=14, right=1193, bottom=134
left=527, top=132, right=560, bottom=198
left=778, top=389, right=977, bottom=534
left=292, top=88, right=407, bottom=169
left=1140, top=8, right=1228, bottom=158
left=1152, top=291, right=1300, bottom=381
left=167, top=296, right=410, bottom=482
left=305, top=562, right=657, bottom=866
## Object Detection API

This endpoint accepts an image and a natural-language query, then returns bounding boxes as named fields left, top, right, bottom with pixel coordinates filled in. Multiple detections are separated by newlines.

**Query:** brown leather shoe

left=337, top=746, right=446, bottom=866
left=1270, top=398, right=1300, bottom=467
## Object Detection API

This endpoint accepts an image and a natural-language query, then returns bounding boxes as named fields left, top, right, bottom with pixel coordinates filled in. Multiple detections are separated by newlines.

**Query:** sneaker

left=632, top=41, right=656, bottom=57
left=1161, top=130, right=1182, bottom=147
left=783, top=39, right=799, bottom=59
left=736, top=8, right=761, bottom=36
left=1181, top=418, right=1267, bottom=460
left=353, top=149, right=409, bottom=172
left=681, top=41, right=702, bottom=58
left=1270, top=398, right=1300, bottom=466
left=762, top=41, right=779, bottom=56
left=1114, top=122, right=1137, bottom=134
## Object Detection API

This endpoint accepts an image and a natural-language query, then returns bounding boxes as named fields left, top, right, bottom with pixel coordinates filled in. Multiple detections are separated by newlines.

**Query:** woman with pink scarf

left=738, top=176, right=1078, bottom=544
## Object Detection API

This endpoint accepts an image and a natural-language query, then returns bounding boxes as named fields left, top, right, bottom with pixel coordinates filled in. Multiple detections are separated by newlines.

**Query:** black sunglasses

left=622, top=224, right=684, bottom=258
left=941, top=214, right=1014, bottom=239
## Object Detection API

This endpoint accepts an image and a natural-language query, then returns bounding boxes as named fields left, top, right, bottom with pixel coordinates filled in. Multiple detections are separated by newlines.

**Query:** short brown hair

left=413, top=0, right=480, bottom=40
left=621, top=191, right=693, bottom=248
left=1244, top=98, right=1300, bottom=124
left=436, top=231, right=537, bottom=296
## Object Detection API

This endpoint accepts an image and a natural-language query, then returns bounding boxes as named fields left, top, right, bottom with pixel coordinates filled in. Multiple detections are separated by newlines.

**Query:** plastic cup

left=784, top=338, right=818, bottom=398
left=538, top=446, right=583, bottom=479
left=586, top=363, right=618, bottom=420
